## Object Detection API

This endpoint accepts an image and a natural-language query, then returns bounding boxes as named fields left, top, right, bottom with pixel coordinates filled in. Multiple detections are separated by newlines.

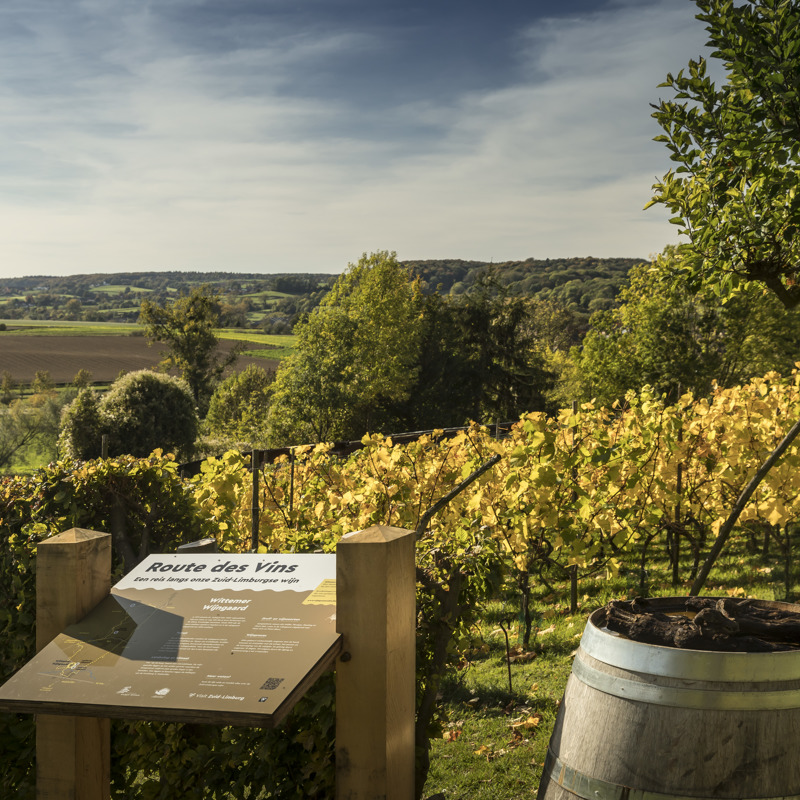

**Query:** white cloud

left=0, top=0, right=711, bottom=277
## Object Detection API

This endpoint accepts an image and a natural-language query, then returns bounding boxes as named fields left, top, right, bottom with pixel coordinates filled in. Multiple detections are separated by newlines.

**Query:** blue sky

left=0, top=0, right=710, bottom=278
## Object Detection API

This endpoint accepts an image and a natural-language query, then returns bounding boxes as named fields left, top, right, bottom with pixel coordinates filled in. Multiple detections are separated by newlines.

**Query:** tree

left=404, top=282, right=555, bottom=428
left=648, top=0, right=800, bottom=307
left=648, top=0, right=800, bottom=592
left=205, top=364, right=275, bottom=446
left=0, top=371, right=17, bottom=405
left=571, top=247, right=800, bottom=405
left=58, top=370, right=198, bottom=460
left=72, top=369, right=93, bottom=390
left=57, top=388, right=104, bottom=460
left=139, top=285, right=238, bottom=414
left=571, top=250, right=800, bottom=405
left=0, top=390, right=62, bottom=472
left=267, top=251, right=425, bottom=444
left=32, top=370, right=54, bottom=395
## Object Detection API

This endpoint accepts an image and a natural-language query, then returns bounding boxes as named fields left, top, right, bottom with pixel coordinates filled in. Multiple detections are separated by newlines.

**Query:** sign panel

left=0, top=553, right=341, bottom=727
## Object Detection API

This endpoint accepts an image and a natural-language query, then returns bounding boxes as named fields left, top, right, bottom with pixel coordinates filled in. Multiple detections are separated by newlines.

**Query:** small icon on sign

left=154, top=688, right=170, bottom=697
left=259, top=697, right=268, bottom=703
left=117, top=686, right=132, bottom=696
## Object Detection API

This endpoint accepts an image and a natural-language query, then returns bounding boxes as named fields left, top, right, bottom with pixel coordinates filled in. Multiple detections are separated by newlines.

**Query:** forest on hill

left=405, top=256, right=639, bottom=315
left=0, top=256, right=640, bottom=330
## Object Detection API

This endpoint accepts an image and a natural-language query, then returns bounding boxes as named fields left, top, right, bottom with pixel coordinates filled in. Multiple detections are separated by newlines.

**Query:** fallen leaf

left=537, top=625, right=556, bottom=636
left=508, top=649, right=537, bottom=664
left=511, top=714, right=541, bottom=731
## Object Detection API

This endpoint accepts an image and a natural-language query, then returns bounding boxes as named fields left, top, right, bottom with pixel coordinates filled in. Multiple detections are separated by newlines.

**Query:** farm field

left=0, top=334, right=281, bottom=384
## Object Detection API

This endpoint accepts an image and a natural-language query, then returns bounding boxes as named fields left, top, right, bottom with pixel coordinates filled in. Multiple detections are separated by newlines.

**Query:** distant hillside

left=0, top=271, right=336, bottom=295
left=403, top=257, right=644, bottom=315
left=0, top=257, right=644, bottom=328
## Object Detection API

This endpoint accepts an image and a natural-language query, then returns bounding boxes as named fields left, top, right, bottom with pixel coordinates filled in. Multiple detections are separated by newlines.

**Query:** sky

left=0, top=0, right=713, bottom=279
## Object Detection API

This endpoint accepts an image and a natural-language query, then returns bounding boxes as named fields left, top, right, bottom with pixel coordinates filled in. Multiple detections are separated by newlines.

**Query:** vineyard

left=2, top=369, right=800, bottom=798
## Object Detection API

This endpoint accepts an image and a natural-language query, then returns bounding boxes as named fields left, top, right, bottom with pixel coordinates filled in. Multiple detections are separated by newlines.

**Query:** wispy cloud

left=0, top=0, right=709, bottom=277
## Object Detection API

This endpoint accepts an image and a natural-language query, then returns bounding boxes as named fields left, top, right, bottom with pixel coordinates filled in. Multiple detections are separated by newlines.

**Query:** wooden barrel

left=538, top=597, right=800, bottom=800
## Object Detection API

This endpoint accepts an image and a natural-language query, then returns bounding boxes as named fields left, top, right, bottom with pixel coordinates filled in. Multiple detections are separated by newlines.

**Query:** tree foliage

left=571, top=249, right=800, bottom=405
left=0, top=393, right=61, bottom=472
left=139, top=285, right=238, bottom=413
left=267, top=251, right=425, bottom=444
left=205, top=364, right=275, bottom=447
left=58, top=370, right=198, bottom=460
left=406, top=285, right=554, bottom=428
left=648, top=0, right=800, bottom=307
left=266, top=253, right=560, bottom=445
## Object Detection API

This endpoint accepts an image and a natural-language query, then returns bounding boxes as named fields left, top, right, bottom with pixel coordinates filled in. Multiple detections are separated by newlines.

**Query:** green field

left=0, top=320, right=141, bottom=335
left=0, top=321, right=296, bottom=351
left=242, top=290, right=291, bottom=299
left=89, top=284, right=154, bottom=294
left=218, top=330, right=296, bottom=359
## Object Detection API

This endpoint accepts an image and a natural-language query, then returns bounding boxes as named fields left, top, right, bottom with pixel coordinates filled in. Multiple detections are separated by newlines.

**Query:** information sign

left=0, top=553, right=341, bottom=727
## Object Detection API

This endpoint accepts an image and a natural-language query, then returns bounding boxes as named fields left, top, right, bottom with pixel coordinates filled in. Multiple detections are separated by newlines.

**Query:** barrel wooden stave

left=539, top=598, right=800, bottom=800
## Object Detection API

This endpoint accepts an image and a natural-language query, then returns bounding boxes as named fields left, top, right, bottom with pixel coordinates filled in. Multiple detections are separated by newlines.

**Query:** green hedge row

left=0, top=455, right=339, bottom=800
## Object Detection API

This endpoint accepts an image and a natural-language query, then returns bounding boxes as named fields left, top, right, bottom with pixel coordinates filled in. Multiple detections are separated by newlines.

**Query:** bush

left=0, top=454, right=207, bottom=798
left=58, top=388, right=104, bottom=460
left=58, top=370, right=199, bottom=460
left=101, top=371, right=198, bottom=459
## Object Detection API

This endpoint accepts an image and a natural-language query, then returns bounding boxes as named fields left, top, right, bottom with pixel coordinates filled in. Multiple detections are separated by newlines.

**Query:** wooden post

left=251, top=449, right=260, bottom=552
left=335, top=525, right=415, bottom=800
left=36, top=528, right=112, bottom=800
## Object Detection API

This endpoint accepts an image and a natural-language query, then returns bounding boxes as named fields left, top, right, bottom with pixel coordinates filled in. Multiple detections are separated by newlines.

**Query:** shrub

left=101, top=370, right=198, bottom=459
left=58, top=370, right=199, bottom=460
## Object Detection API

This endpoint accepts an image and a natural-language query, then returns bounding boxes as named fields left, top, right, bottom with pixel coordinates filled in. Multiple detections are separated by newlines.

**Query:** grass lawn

left=217, top=330, right=296, bottom=347
left=423, top=532, right=785, bottom=799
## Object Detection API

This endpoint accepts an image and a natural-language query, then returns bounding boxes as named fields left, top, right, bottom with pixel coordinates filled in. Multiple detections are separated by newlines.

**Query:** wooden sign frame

left=0, top=526, right=415, bottom=800
left=1, top=551, right=342, bottom=727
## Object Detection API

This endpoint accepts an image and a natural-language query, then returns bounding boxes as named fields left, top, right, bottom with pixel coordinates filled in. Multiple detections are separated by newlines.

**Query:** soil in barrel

left=600, top=596, right=800, bottom=652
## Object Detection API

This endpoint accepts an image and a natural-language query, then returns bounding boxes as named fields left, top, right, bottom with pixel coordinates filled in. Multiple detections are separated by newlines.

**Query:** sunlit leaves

left=649, top=0, right=800, bottom=308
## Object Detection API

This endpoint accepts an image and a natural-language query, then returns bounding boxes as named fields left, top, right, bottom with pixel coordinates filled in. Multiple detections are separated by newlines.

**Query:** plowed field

left=0, top=335, right=279, bottom=384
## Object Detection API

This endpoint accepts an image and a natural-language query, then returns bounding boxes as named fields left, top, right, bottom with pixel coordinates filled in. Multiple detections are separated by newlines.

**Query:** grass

left=0, top=322, right=297, bottom=355
left=242, top=290, right=291, bottom=299
left=0, top=320, right=141, bottom=335
left=423, top=531, right=791, bottom=799
left=217, top=330, right=296, bottom=346
left=218, top=330, right=297, bottom=360
left=89, top=285, right=153, bottom=294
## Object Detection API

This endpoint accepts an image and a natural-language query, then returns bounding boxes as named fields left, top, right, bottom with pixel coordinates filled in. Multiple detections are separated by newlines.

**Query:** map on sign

left=0, top=553, right=341, bottom=727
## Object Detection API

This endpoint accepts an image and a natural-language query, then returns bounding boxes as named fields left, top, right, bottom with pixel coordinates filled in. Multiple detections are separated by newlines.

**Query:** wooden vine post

left=335, top=525, right=416, bottom=800
left=36, top=528, right=112, bottom=800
